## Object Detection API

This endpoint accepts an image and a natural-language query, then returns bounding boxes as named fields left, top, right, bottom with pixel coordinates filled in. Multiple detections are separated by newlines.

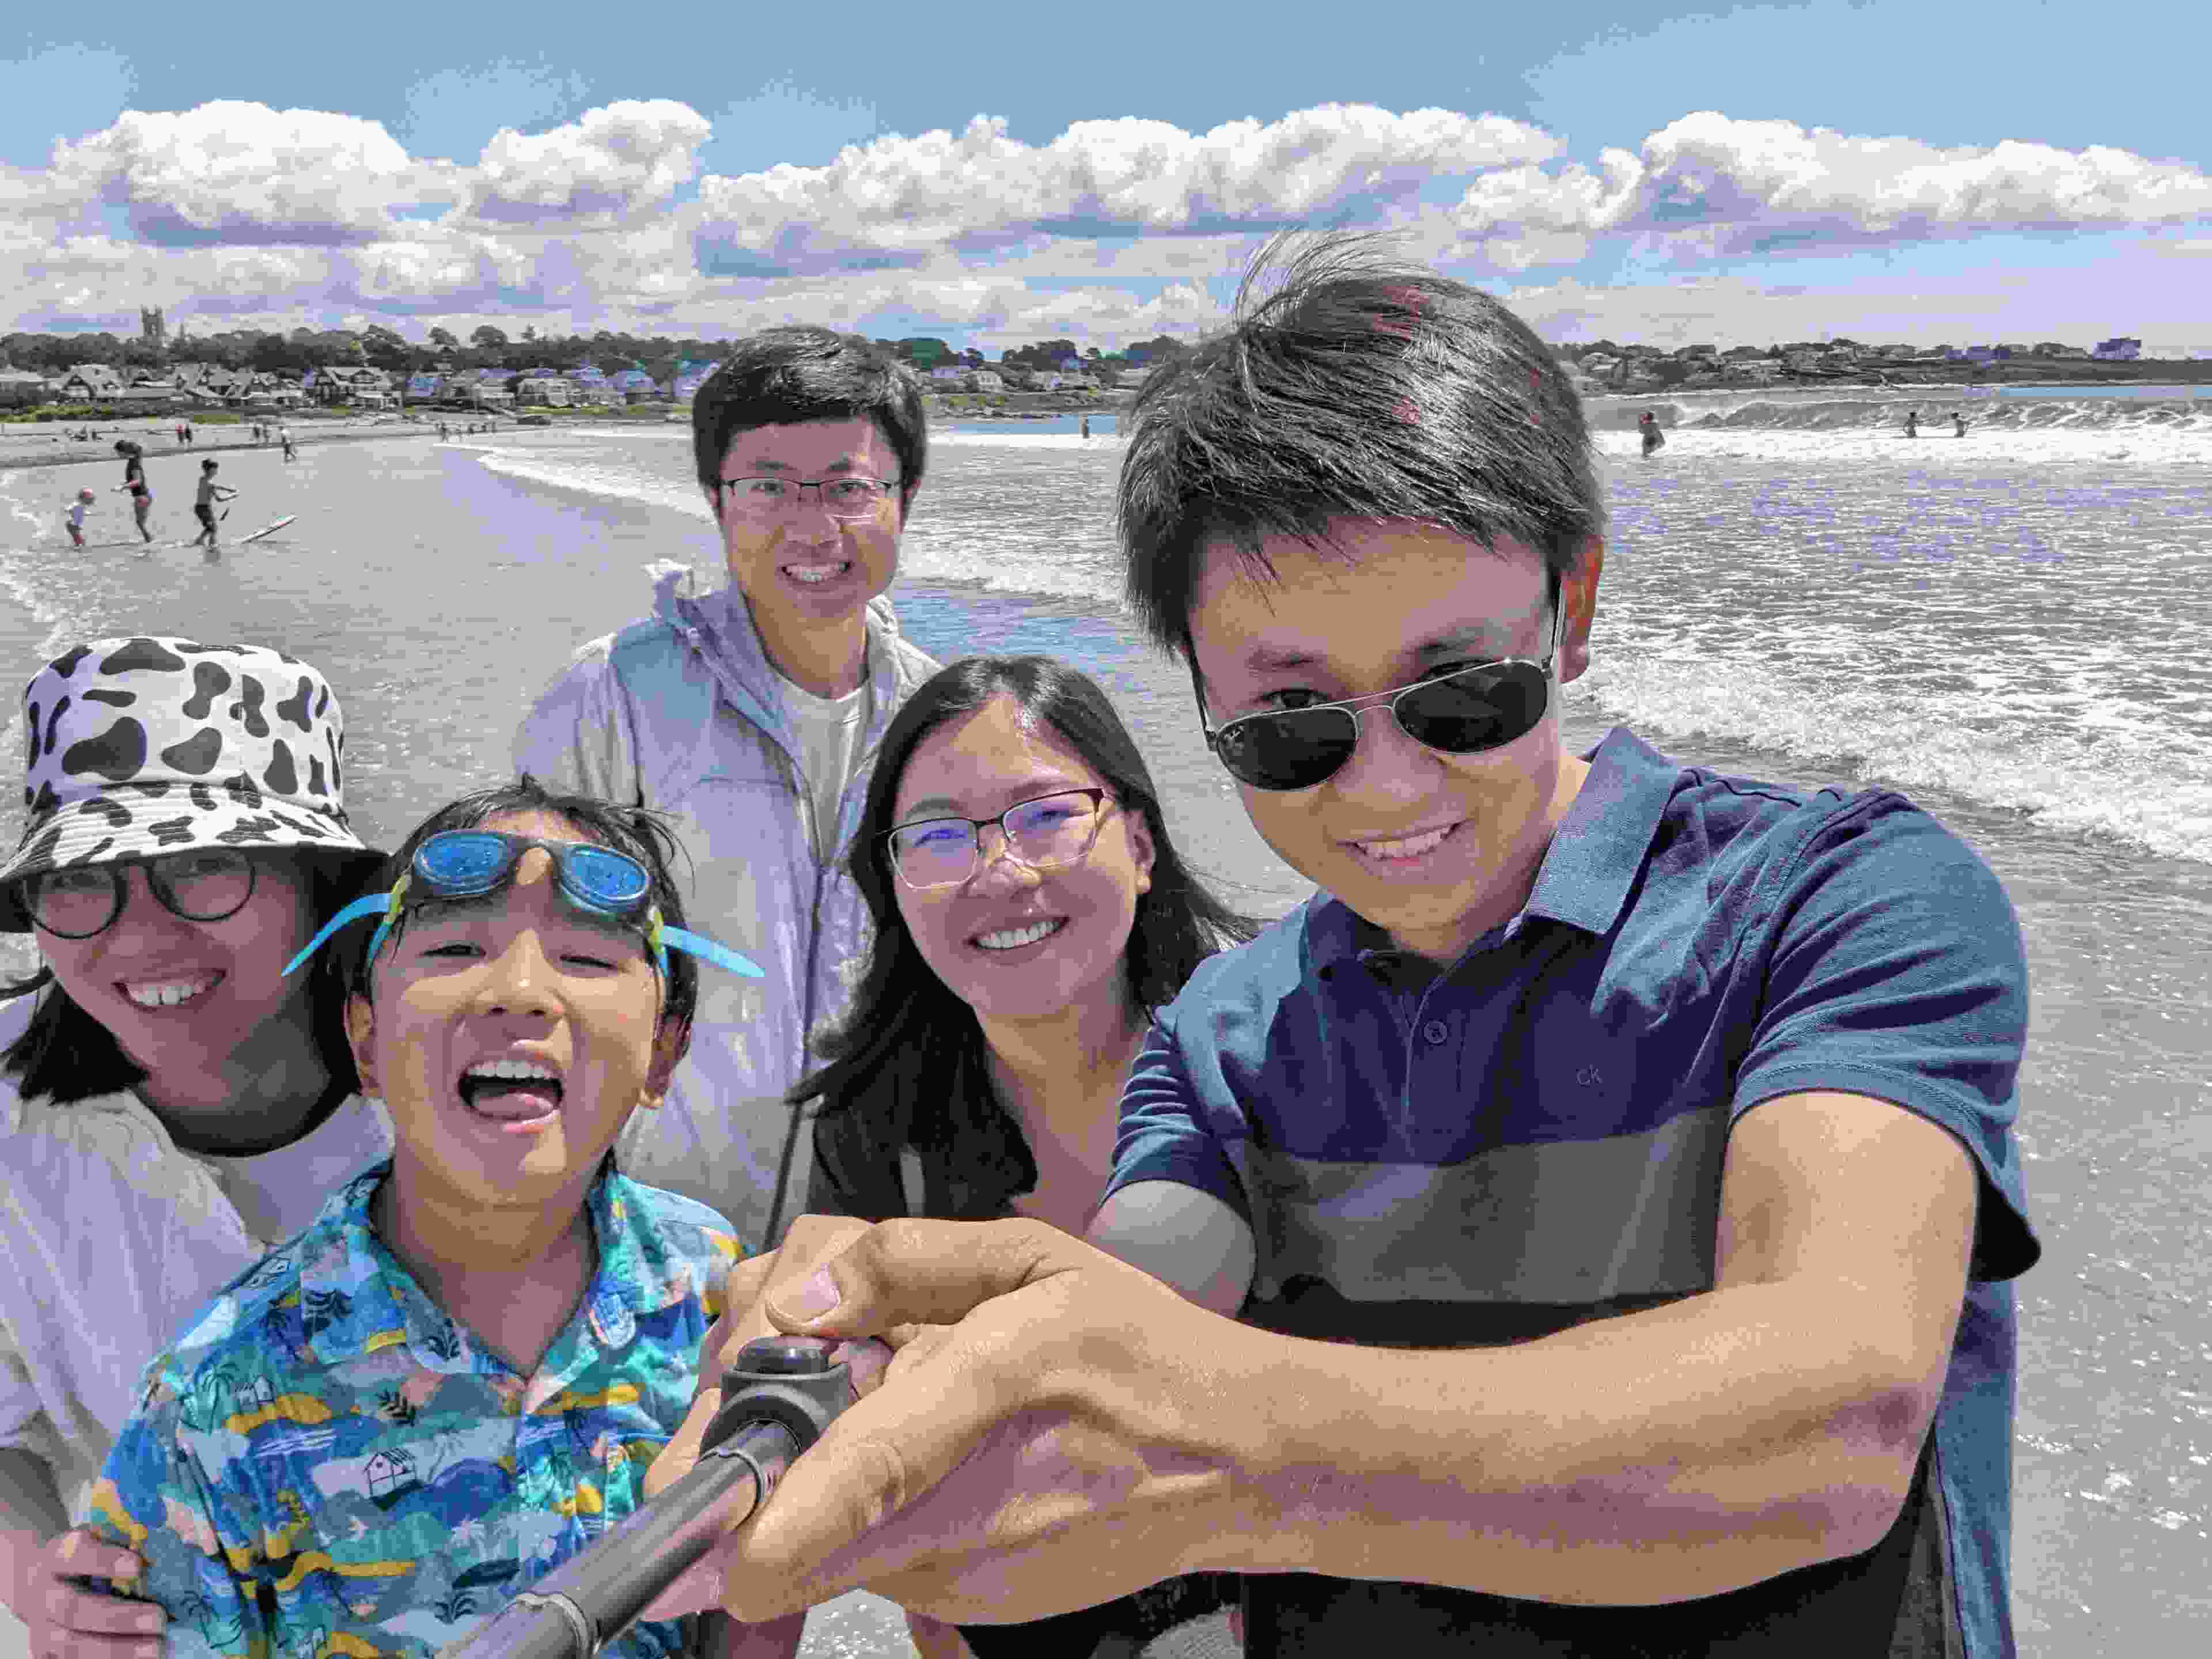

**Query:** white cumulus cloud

left=50, top=102, right=460, bottom=247
left=1442, top=112, right=2212, bottom=266
left=692, top=104, right=1558, bottom=277
left=462, top=100, right=711, bottom=225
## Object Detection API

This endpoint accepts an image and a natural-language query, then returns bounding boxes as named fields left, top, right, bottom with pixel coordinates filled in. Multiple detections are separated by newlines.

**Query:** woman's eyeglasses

left=717, top=475, right=899, bottom=520
left=884, top=789, right=1112, bottom=891
left=1199, top=578, right=1565, bottom=793
left=25, top=849, right=258, bottom=939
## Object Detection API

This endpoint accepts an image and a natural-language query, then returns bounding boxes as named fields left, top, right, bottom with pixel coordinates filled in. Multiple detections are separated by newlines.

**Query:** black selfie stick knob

left=703, top=1338, right=850, bottom=1457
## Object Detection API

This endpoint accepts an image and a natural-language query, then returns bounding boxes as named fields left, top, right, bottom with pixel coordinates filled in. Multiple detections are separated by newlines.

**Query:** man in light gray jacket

left=516, top=329, right=940, bottom=1250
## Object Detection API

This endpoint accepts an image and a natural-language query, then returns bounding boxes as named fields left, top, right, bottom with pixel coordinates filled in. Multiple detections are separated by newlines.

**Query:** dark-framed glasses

left=884, top=789, right=1113, bottom=891
left=26, top=849, right=259, bottom=938
left=1200, top=577, right=1565, bottom=793
left=718, top=475, right=899, bottom=520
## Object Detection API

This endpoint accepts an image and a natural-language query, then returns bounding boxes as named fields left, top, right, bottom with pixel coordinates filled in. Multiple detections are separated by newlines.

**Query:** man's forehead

left=1190, top=525, right=1548, bottom=660
left=722, top=418, right=889, bottom=469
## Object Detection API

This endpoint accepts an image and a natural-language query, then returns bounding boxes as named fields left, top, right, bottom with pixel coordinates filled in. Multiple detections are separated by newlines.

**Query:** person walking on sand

left=1080, top=415, right=1091, bottom=440
left=1954, top=412, right=1968, bottom=437
left=63, top=489, right=94, bottom=548
left=1905, top=408, right=1920, bottom=438
left=279, top=426, right=296, bottom=462
left=189, top=459, right=237, bottom=548
left=111, top=441, right=153, bottom=544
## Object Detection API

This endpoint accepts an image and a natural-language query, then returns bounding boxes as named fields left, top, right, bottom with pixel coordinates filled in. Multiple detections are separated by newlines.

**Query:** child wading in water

left=63, top=488, right=93, bottom=547
left=79, top=778, right=810, bottom=1659
left=190, top=460, right=237, bottom=548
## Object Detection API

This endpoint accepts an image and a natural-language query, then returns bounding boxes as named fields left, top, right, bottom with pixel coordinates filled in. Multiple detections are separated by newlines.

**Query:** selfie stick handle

left=436, top=1340, right=852, bottom=1659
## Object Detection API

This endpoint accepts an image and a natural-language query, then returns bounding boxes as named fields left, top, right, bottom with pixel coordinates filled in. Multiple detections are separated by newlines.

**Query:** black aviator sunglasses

left=1195, top=570, right=1566, bottom=792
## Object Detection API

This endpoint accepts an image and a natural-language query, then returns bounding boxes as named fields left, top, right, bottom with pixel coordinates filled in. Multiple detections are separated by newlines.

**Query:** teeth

left=124, top=976, right=217, bottom=1007
left=975, top=919, right=1063, bottom=951
left=784, top=562, right=849, bottom=584
left=1355, top=824, right=1455, bottom=861
left=465, top=1059, right=562, bottom=1082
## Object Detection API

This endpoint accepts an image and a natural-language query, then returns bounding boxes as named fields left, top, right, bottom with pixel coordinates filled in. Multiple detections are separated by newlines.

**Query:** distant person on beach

left=0, top=641, right=389, bottom=1659
left=111, top=441, right=153, bottom=544
left=515, top=327, right=941, bottom=1253
left=1638, top=409, right=1664, bottom=456
left=1905, top=407, right=1920, bottom=437
left=651, top=232, right=2042, bottom=1659
left=1955, top=412, right=1968, bottom=437
left=794, top=654, right=1255, bottom=1659
left=63, top=487, right=93, bottom=547
left=1080, top=415, right=1091, bottom=440
left=280, top=426, right=296, bottom=461
left=189, top=457, right=236, bottom=547
left=79, top=776, right=778, bottom=1659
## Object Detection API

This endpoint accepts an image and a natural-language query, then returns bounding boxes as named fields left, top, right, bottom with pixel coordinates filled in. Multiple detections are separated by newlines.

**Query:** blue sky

left=3, top=0, right=2206, bottom=353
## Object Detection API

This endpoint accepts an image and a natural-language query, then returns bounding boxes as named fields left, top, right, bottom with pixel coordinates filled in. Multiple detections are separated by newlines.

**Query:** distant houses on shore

left=0, top=357, right=700, bottom=412
left=1555, top=334, right=2153, bottom=392
left=0, top=325, right=2169, bottom=416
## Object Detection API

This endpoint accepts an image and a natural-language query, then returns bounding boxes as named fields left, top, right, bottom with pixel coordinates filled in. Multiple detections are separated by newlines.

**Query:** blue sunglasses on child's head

left=282, top=830, right=764, bottom=982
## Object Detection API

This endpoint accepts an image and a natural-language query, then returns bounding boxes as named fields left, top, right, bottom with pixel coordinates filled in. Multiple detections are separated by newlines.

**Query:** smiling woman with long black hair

left=792, top=653, right=1257, bottom=1658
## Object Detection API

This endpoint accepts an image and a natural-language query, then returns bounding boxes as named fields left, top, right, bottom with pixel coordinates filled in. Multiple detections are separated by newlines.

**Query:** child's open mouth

left=459, top=1058, right=565, bottom=1132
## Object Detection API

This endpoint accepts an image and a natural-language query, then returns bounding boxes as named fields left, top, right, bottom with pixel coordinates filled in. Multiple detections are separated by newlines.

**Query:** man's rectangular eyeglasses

left=718, top=476, right=900, bottom=520
left=882, top=789, right=1113, bottom=891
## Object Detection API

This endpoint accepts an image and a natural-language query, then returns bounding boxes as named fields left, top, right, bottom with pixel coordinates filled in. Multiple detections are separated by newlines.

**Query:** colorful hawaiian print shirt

left=81, top=1160, right=741, bottom=1659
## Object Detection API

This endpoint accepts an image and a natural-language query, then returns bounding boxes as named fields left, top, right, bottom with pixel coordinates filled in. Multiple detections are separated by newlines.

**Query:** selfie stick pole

left=436, top=1339, right=853, bottom=1659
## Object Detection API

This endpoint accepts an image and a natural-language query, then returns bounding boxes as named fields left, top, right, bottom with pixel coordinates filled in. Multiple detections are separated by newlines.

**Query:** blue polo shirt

left=1107, top=726, right=2039, bottom=1659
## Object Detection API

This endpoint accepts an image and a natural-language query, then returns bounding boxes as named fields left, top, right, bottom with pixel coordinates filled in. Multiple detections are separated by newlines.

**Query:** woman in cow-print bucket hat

left=0, top=636, right=382, bottom=903
left=0, top=639, right=395, bottom=1654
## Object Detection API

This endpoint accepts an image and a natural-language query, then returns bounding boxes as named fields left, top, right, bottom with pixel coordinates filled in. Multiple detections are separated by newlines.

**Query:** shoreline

left=0, top=414, right=460, bottom=475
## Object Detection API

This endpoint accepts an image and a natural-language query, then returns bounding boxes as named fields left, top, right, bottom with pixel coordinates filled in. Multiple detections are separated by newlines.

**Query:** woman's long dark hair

left=794, top=656, right=1260, bottom=1174
left=1, top=848, right=384, bottom=1107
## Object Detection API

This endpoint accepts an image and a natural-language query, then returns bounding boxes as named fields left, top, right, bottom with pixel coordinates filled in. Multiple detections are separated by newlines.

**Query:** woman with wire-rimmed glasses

left=790, top=654, right=1257, bottom=1659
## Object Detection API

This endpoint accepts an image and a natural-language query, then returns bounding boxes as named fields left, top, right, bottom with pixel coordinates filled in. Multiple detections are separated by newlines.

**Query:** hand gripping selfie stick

left=436, top=1339, right=853, bottom=1659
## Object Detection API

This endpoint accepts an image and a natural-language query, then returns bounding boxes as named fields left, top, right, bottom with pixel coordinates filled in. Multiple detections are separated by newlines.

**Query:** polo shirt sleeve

left=1730, top=793, right=2038, bottom=1282
left=82, top=1387, right=269, bottom=1659
left=1103, top=1013, right=1249, bottom=1222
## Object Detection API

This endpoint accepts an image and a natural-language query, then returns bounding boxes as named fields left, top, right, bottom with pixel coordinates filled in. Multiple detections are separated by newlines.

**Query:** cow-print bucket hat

left=0, top=637, right=382, bottom=931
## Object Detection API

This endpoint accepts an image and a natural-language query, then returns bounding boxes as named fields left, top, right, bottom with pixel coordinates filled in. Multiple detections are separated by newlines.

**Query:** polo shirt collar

left=1304, top=725, right=1680, bottom=971
left=1524, top=726, right=1682, bottom=939
left=297, top=1158, right=664, bottom=1378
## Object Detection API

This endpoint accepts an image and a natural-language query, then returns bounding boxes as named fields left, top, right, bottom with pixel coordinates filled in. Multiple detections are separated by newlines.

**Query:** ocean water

left=1, top=406, right=2208, bottom=1653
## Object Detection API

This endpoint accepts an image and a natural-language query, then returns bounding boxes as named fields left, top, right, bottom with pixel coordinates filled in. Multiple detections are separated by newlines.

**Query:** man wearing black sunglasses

left=643, top=233, right=2039, bottom=1659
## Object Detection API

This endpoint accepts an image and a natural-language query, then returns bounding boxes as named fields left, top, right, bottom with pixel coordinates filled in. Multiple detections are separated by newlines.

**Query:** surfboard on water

left=239, top=515, right=298, bottom=543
